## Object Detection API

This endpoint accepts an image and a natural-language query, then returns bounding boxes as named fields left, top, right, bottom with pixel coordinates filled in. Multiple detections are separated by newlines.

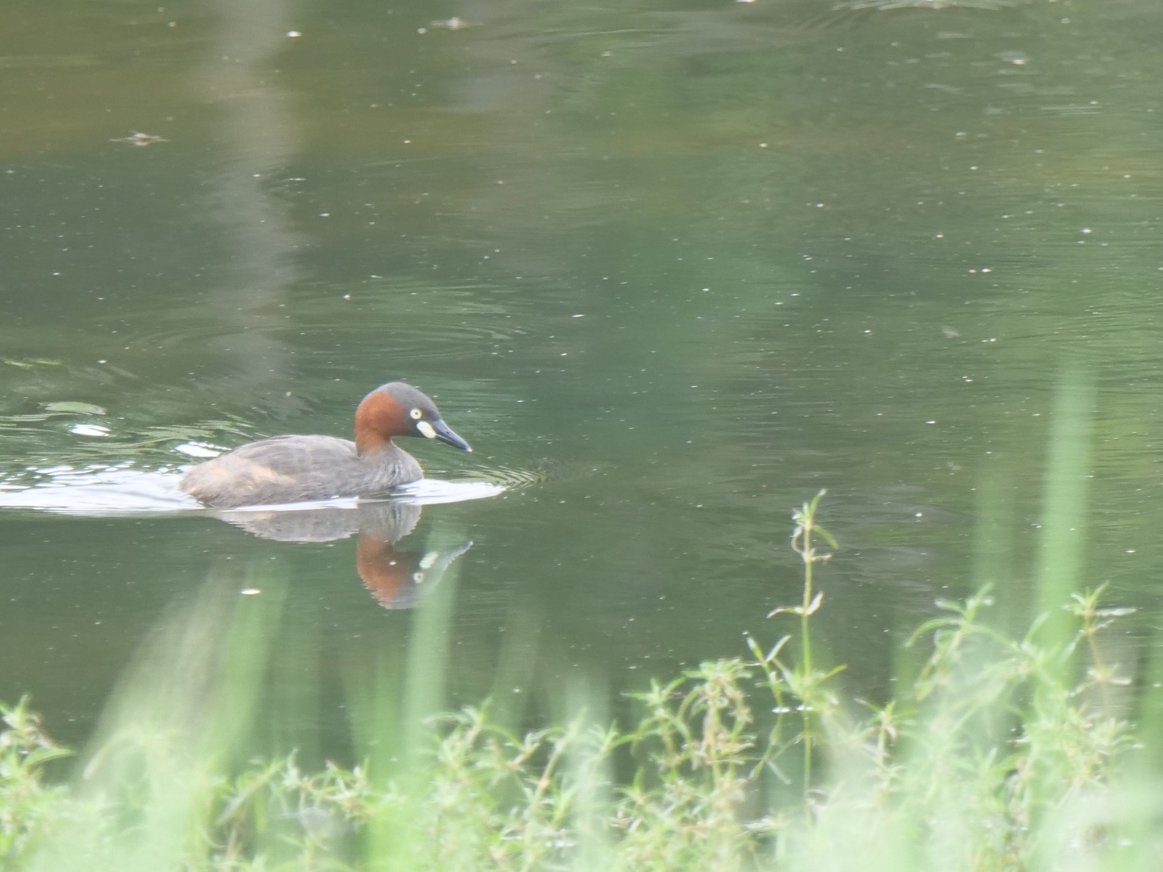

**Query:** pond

left=1, top=0, right=1161, bottom=760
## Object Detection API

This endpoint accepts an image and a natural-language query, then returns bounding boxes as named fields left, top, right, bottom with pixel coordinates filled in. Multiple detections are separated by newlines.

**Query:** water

left=2, top=0, right=1162, bottom=754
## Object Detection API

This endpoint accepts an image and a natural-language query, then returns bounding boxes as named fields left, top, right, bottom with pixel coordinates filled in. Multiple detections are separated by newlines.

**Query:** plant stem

left=801, top=510, right=814, bottom=792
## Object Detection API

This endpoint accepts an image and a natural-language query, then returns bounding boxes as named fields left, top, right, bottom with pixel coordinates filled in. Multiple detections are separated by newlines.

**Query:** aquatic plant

left=0, top=699, right=71, bottom=865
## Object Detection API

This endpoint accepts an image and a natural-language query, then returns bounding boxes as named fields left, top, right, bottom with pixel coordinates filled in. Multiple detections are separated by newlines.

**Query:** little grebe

left=179, top=382, right=471, bottom=508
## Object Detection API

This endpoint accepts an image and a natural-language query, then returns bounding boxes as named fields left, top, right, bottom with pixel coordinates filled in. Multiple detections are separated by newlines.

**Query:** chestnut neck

left=353, top=390, right=409, bottom=455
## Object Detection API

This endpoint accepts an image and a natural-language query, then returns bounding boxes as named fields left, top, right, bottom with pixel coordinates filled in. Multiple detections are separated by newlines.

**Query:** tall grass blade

left=1035, top=364, right=1095, bottom=654
left=27, top=564, right=286, bottom=872
left=365, top=528, right=465, bottom=871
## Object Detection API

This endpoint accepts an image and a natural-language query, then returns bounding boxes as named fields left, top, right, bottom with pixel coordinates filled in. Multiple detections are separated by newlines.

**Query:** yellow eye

left=410, top=408, right=423, bottom=420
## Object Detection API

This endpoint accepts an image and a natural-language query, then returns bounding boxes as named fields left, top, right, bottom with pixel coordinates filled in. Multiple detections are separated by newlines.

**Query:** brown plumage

left=180, top=382, right=471, bottom=508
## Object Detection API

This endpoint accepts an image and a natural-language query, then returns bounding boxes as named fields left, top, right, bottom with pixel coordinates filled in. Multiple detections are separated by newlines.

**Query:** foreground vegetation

left=1, top=493, right=1156, bottom=871
left=1, top=375, right=1157, bottom=871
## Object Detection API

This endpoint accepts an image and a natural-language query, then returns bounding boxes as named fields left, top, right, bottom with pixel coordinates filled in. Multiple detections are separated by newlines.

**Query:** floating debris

left=45, top=401, right=106, bottom=415
left=110, top=132, right=168, bottom=147
left=838, top=0, right=1017, bottom=9
left=429, top=16, right=477, bottom=30
left=70, top=424, right=111, bottom=437
left=4, top=358, right=62, bottom=369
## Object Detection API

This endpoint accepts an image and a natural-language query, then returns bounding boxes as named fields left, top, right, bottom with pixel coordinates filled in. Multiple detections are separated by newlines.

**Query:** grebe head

left=354, top=382, right=472, bottom=455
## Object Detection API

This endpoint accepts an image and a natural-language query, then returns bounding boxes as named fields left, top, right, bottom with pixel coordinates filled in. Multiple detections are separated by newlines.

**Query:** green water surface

left=2, top=0, right=1162, bottom=757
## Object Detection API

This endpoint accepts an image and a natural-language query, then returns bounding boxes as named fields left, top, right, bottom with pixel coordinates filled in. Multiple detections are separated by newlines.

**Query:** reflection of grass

left=1, top=369, right=1155, bottom=870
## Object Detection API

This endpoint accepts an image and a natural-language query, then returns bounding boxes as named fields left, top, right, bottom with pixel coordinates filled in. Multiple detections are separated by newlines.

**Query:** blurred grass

left=1, top=366, right=1157, bottom=872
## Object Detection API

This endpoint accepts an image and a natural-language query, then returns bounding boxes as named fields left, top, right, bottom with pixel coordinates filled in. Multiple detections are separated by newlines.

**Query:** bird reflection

left=221, top=499, right=470, bottom=609
left=357, top=531, right=472, bottom=610
left=0, top=465, right=499, bottom=610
